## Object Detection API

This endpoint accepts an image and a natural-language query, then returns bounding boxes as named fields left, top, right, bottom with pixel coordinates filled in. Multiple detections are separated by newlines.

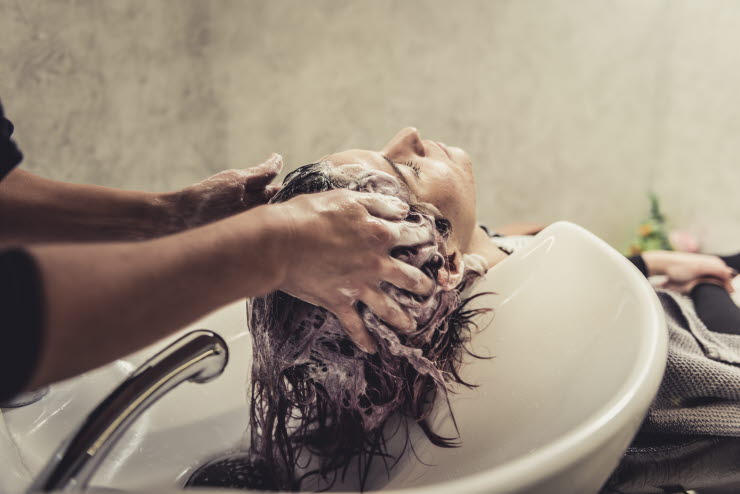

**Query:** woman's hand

left=272, top=189, right=434, bottom=353
left=643, top=250, right=738, bottom=294
left=163, top=153, right=283, bottom=231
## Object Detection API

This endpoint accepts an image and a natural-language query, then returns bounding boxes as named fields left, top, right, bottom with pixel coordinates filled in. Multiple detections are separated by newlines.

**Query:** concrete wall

left=1, top=0, right=739, bottom=252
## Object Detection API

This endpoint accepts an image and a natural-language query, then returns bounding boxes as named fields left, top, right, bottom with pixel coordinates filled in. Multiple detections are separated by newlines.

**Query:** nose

left=382, top=127, right=426, bottom=160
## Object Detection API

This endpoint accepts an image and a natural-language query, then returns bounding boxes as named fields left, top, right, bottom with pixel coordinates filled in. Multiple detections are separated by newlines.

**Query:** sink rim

left=378, top=221, right=668, bottom=493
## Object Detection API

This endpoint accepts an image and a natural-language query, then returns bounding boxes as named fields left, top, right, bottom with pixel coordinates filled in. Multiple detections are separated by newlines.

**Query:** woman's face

left=321, top=127, right=478, bottom=253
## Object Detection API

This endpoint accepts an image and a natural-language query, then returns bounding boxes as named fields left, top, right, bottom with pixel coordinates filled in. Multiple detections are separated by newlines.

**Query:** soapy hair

left=247, top=162, right=491, bottom=491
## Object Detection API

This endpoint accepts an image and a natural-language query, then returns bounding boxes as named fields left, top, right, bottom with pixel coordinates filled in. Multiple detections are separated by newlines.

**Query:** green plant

left=625, top=192, right=673, bottom=256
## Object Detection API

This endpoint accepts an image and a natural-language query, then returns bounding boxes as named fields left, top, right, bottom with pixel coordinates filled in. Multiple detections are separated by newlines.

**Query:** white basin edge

left=380, top=221, right=668, bottom=494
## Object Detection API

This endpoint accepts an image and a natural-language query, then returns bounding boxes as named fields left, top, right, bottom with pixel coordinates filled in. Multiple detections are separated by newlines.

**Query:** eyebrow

left=382, top=155, right=413, bottom=192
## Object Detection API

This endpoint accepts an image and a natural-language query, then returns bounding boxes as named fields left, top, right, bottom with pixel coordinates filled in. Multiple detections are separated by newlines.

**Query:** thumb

left=242, top=153, right=284, bottom=189
left=262, top=184, right=283, bottom=202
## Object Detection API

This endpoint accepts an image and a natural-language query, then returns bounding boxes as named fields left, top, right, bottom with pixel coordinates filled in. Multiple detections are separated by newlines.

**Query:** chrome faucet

left=29, top=330, right=229, bottom=493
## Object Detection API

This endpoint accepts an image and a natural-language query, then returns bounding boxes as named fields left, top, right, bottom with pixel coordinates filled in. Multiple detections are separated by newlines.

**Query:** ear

left=351, top=170, right=402, bottom=196
left=436, top=251, right=489, bottom=292
left=436, top=250, right=465, bottom=291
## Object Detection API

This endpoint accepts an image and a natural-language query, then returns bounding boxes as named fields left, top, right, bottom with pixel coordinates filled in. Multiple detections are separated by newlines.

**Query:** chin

left=451, top=147, right=472, bottom=167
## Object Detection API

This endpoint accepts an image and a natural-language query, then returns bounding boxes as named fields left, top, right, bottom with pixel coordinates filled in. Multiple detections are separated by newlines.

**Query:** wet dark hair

left=247, top=162, right=492, bottom=491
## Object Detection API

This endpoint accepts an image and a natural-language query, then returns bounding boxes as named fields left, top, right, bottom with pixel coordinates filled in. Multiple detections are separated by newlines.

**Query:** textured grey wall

left=2, top=1, right=739, bottom=251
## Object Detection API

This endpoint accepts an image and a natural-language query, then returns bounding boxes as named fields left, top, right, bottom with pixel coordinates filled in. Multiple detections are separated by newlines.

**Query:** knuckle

left=333, top=308, right=351, bottom=321
left=398, top=268, right=421, bottom=291
left=333, top=306, right=357, bottom=325
left=387, top=261, right=404, bottom=280
left=335, top=188, right=355, bottom=202
left=367, top=222, right=393, bottom=245
left=395, top=262, right=417, bottom=283
left=347, top=197, right=366, bottom=214
left=365, top=255, right=385, bottom=273
left=384, top=301, right=403, bottom=319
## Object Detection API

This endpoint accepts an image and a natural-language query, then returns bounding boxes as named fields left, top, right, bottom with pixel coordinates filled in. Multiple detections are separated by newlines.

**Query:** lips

left=435, top=141, right=452, bottom=159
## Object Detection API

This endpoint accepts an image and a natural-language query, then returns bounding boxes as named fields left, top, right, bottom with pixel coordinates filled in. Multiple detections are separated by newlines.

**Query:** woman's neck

left=468, top=226, right=509, bottom=270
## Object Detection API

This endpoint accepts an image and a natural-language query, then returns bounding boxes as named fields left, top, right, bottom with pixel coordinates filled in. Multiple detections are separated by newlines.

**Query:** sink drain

left=185, top=453, right=277, bottom=491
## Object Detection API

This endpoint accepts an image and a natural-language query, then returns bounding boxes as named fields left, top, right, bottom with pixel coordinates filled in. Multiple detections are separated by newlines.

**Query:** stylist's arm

left=24, top=188, right=432, bottom=390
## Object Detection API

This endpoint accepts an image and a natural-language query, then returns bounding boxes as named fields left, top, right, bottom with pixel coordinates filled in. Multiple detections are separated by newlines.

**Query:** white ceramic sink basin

left=1, top=220, right=667, bottom=494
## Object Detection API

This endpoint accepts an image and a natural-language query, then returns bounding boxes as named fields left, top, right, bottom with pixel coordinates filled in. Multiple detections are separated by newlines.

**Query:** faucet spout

left=29, top=330, right=229, bottom=492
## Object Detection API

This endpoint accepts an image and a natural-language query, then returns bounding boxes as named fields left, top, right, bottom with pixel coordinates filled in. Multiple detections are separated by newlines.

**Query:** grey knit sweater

left=641, top=288, right=740, bottom=437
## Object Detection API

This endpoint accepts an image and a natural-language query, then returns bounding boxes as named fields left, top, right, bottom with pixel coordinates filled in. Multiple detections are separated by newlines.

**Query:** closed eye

left=398, top=160, right=421, bottom=177
left=382, top=155, right=417, bottom=192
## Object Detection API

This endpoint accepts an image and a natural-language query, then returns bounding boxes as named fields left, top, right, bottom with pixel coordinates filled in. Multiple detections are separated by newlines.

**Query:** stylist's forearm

left=26, top=205, right=285, bottom=388
left=0, top=169, right=170, bottom=244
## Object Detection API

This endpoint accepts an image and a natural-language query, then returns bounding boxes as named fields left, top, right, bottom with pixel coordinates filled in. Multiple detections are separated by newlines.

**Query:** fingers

left=695, top=276, right=732, bottom=293
left=354, top=192, right=409, bottom=221
left=359, top=288, right=416, bottom=333
left=706, top=263, right=736, bottom=283
left=243, top=153, right=283, bottom=189
left=384, top=220, right=435, bottom=247
left=677, top=276, right=731, bottom=295
left=381, top=257, right=434, bottom=296
left=332, top=306, right=377, bottom=354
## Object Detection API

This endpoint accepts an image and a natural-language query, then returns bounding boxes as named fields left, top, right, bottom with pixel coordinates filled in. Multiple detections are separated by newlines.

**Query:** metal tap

left=29, top=329, right=229, bottom=492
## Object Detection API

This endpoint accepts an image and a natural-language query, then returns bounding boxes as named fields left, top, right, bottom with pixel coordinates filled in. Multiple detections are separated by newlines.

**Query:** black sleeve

left=627, top=255, right=648, bottom=278
left=0, top=100, right=24, bottom=181
left=690, top=283, right=740, bottom=336
left=0, top=249, right=45, bottom=402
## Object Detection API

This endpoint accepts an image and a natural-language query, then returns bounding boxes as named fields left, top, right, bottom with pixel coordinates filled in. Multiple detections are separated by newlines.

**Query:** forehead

left=319, top=149, right=414, bottom=204
left=322, top=148, right=402, bottom=187
left=322, top=149, right=385, bottom=168
left=321, top=149, right=446, bottom=218
left=324, top=149, right=415, bottom=189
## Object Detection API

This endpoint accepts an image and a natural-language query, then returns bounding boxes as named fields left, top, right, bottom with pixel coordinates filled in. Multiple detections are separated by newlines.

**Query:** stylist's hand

left=274, top=189, right=434, bottom=353
left=165, top=153, right=283, bottom=230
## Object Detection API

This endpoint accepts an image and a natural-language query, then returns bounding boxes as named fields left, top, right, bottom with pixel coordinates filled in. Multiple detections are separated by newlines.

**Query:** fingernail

left=384, top=194, right=405, bottom=206
left=394, top=203, right=410, bottom=215
left=359, top=340, right=377, bottom=354
left=422, top=277, right=435, bottom=296
left=402, top=315, right=417, bottom=332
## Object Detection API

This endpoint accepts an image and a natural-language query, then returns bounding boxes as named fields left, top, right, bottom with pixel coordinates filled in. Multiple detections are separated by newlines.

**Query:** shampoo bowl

left=5, top=221, right=666, bottom=494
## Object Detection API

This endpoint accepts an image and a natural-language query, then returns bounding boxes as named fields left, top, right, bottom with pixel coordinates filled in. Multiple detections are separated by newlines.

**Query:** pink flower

left=669, top=230, right=700, bottom=253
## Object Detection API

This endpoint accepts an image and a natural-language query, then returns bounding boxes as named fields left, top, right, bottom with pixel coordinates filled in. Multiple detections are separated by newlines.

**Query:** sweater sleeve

left=627, top=255, right=649, bottom=278
left=0, top=249, right=45, bottom=402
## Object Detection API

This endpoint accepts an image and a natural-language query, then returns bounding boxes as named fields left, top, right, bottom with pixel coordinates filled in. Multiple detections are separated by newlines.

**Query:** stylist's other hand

left=273, top=189, right=434, bottom=353
left=165, top=153, right=283, bottom=230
